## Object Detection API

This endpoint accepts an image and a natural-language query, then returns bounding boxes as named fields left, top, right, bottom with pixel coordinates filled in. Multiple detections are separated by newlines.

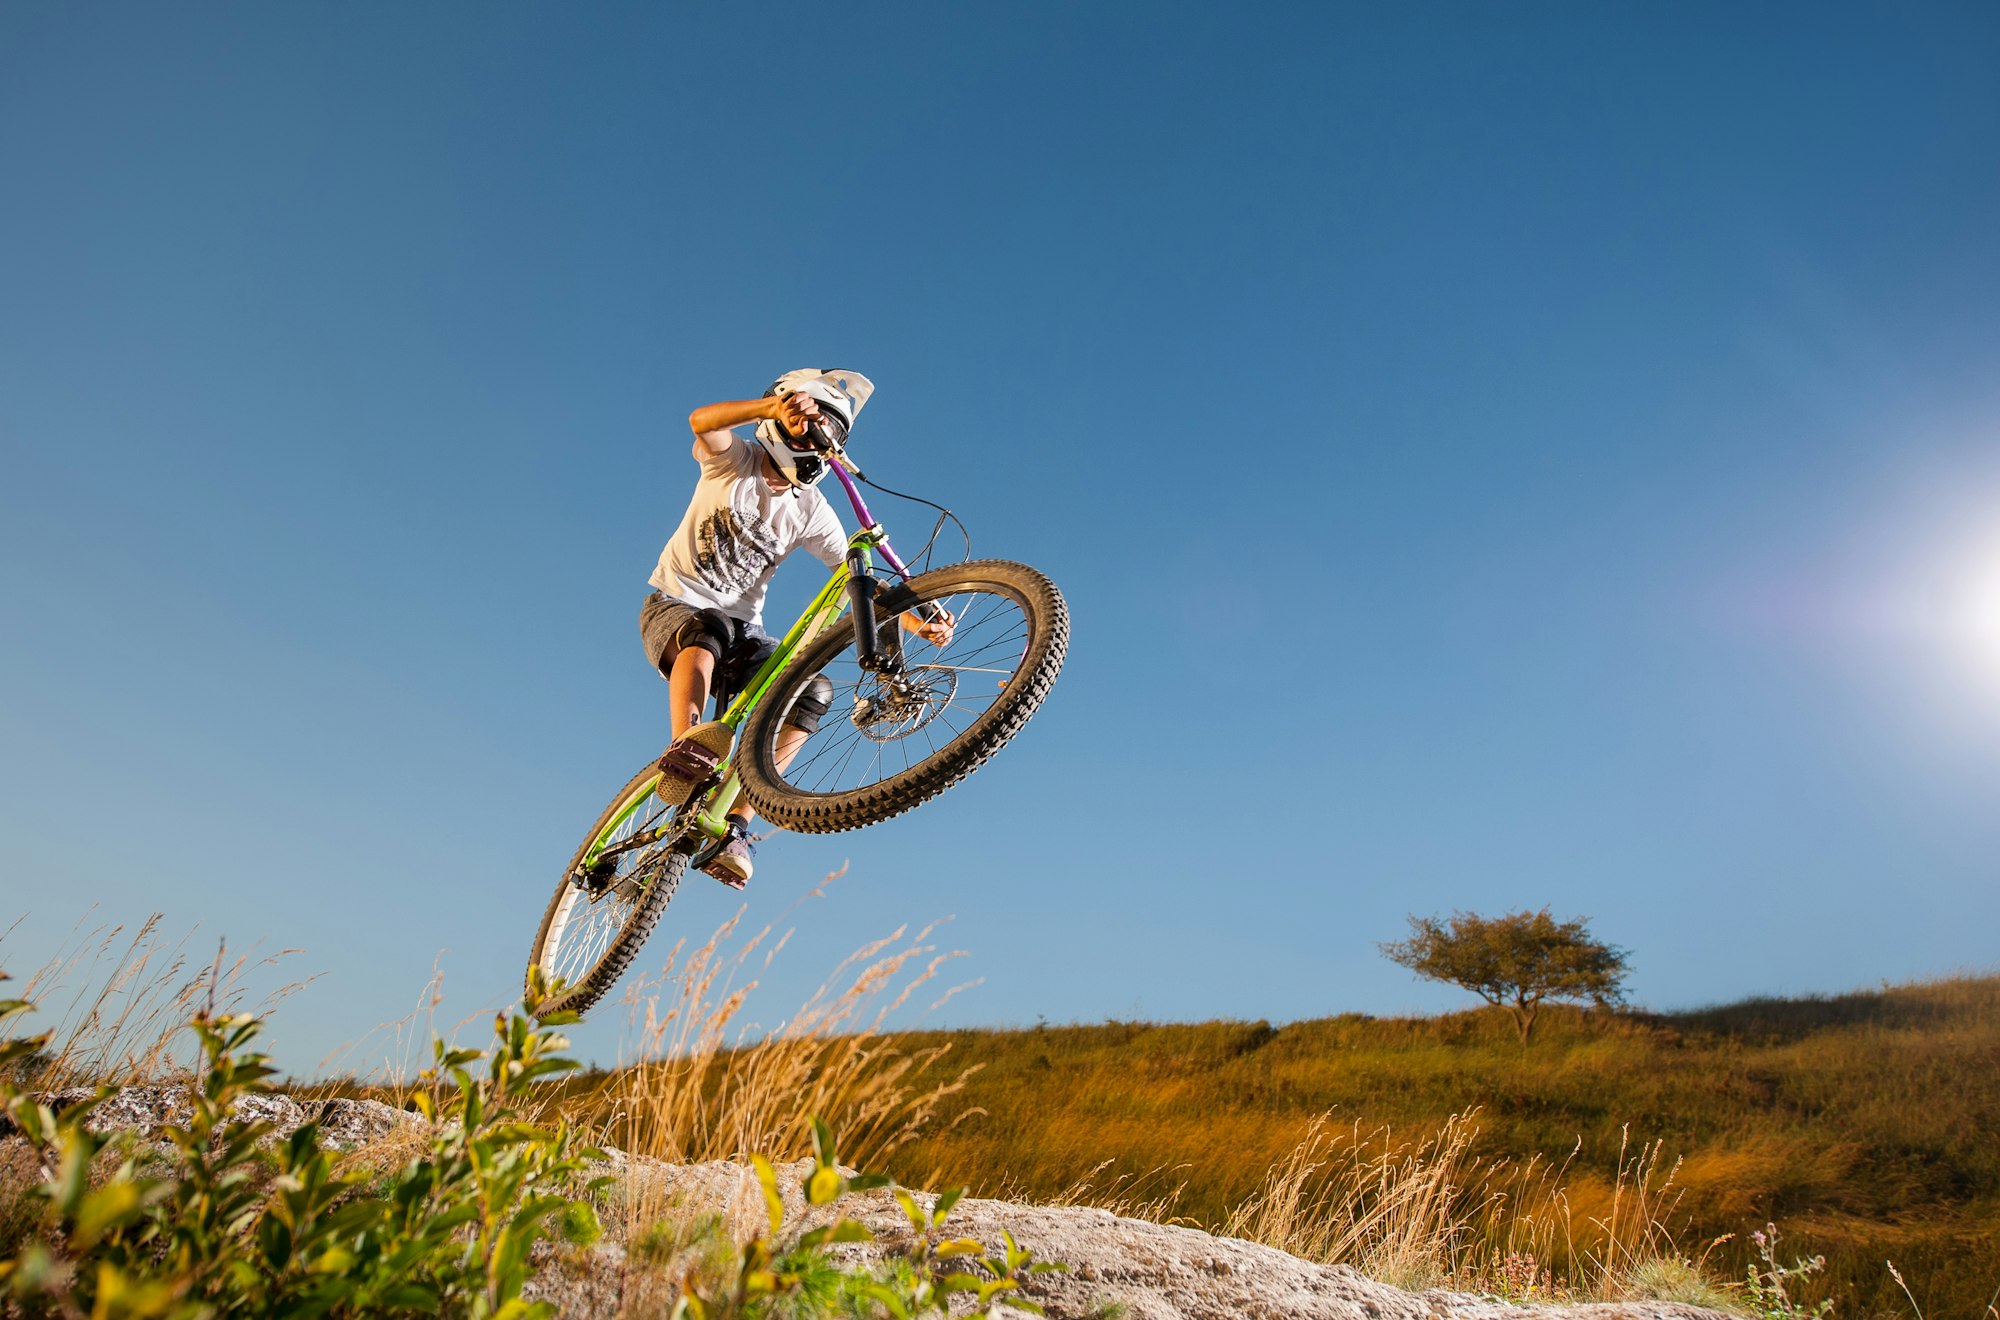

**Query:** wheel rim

left=538, top=778, right=678, bottom=992
left=770, top=582, right=1034, bottom=798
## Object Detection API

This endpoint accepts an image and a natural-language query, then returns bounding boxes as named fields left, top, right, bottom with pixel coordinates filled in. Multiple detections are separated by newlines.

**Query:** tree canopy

left=1379, top=908, right=1629, bottom=1043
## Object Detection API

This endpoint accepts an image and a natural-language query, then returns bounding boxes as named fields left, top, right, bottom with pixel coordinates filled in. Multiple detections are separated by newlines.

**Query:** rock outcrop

left=33, top=1084, right=409, bottom=1150
left=4, top=1086, right=1730, bottom=1320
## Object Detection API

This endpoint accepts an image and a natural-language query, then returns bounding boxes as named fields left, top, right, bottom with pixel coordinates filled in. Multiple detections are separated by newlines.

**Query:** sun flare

left=1949, top=542, right=2000, bottom=680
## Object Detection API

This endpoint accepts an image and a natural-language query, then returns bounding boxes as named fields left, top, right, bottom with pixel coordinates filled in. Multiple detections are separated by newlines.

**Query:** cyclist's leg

left=668, top=647, right=715, bottom=740
left=641, top=593, right=730, bottom=739
left=641, top=596, right=738, bottom=808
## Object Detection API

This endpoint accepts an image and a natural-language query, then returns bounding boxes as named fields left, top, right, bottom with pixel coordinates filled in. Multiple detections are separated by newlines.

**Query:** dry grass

left=0, top=1138, right=46, bottom=1258
left=1222, top=1109, right=1498, bottom=1289
left=0, top=912, right=306, bottom=1089
left=1216, top=1109, right=1732, bottom=1300
left=1003, top=1156, right=1194, bottom=1225
left=882, top=980, right=2000, bottom=1315
left=305, top=954, right=452, bottom=1099
left=548, top=877, right=982, bottom=1243
left=589, top=918, right=967, bottom=1165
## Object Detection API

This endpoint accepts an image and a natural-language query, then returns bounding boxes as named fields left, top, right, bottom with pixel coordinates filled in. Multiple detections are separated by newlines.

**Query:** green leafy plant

left=0, top=968, right=606, bottom=1320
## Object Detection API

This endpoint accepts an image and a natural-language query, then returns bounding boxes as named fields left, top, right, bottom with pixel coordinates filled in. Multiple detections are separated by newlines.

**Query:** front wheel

left=739, top=559, right=1067, bottom=833
left=526, top=761, right=689, bottom=1019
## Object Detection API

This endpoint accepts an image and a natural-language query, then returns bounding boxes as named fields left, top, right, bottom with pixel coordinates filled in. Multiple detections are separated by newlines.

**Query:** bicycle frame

left=581, top=456, right=923, bottom=867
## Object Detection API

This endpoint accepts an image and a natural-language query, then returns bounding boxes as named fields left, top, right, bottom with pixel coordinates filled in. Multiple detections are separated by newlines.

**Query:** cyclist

left=640, top=369, right=950, bottom=888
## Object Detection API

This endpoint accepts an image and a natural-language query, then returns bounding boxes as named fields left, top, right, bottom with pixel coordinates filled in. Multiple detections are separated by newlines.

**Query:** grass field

left=860, top=976, right=2000, bottom=1317
left=12, top=914, right=1996, bottom=1316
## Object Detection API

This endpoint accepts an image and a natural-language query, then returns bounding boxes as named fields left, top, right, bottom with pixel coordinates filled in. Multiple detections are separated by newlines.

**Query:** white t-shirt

left=648, top=438, right=849, bottom=626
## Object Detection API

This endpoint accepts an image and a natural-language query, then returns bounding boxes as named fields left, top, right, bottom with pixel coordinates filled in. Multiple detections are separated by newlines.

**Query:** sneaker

left=654, top=720, right=735, bottom=808
left=701, top=821, right=755, bottom=890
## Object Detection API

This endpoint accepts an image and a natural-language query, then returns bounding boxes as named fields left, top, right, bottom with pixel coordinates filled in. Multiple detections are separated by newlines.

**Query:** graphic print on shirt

left=690, top=503, right=785, bottom=601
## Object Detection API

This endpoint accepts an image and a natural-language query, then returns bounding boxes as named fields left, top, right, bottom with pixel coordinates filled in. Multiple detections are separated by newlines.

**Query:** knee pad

left=783, top=675, right=834, bottom=733
left=672, top=611, right=730, bottom=664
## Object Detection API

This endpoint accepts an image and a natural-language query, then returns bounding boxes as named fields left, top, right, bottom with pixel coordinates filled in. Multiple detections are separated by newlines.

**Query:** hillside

left=4, top=1023, right=1736, bottom=1320
left=860, top=976, right=2000, bottom=1317
left=21, top=914, right=1987, bottom=1314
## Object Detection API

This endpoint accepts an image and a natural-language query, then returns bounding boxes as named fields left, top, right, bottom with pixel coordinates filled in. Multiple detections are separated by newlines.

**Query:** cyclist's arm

left=687, top=396, right=817, bottom=461
left=687, top=399, right=775, bottom=460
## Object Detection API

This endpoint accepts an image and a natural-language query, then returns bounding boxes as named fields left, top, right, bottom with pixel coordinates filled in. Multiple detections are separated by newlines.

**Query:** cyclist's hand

left=903, top=606, right=955, bottom=647
left=772, top=393, right=820, bottom=438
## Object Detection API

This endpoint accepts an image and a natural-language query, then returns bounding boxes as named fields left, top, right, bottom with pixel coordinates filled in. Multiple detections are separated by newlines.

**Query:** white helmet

left=753, top=368, right=875, bottom=487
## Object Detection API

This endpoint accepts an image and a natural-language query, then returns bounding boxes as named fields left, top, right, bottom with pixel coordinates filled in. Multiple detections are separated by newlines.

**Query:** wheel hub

left=851, top=665, right=958, bottom=742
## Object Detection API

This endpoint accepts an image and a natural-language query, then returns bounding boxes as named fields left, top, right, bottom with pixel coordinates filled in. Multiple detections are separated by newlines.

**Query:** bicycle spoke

left=826, top=726, right=871, bottom=790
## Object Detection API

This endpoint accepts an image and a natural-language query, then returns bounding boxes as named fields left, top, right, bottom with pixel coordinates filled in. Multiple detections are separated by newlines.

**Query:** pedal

left=659, top=741, right=722, bottom=781
left=687, top=831, right=748, bottom=891
left=652, top=720, right=736, bottom=808
left=686, top=832, right=723, bottom=870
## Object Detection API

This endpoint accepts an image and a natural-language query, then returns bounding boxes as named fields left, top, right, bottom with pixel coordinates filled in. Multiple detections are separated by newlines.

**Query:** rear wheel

left=526, top=762, right=689, bottom=1019
left=739, top=560, right=1066, bottom=833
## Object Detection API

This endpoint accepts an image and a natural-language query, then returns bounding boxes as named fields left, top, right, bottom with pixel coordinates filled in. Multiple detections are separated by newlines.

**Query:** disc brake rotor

left=851, top=665, right=958, bottom=742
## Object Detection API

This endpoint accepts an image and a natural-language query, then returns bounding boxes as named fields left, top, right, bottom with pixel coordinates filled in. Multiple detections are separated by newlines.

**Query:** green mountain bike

left=525, top=453, right=1067, bottom=1019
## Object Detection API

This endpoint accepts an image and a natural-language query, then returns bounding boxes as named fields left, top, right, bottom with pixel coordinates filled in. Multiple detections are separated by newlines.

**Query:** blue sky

left=4, top=3, right=1999, bottom=1072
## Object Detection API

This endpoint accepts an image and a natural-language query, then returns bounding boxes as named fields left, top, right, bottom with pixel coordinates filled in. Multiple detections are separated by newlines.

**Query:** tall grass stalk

left=1577, top=1126, right=1699, bottom=1296
left=1223, top=1109, right=1496, bottom=1288
left=1007, top=1156, right=1193, bottom=1225
left=0, top=911, right=304, bottom=1087
left=1223, top=1109, right=1717, bottom=1300
left=300, top=954, right=463, bottom=1110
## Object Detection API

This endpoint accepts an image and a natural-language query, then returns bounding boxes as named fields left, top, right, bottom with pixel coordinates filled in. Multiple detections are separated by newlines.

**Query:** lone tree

left=1379, top=908, right=1629, bottom=1044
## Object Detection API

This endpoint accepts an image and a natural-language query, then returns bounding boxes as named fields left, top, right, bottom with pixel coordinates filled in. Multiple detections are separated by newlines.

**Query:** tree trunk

left=1511, top=996, right=1539, bottom=1044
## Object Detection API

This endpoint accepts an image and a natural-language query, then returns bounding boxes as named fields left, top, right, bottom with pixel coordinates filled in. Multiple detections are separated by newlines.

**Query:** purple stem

left=828, top=459, right=916, bottom=582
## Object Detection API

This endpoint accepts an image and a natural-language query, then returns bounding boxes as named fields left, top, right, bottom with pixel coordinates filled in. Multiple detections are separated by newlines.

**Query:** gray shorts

left=639, top=593, right=825, bottom=732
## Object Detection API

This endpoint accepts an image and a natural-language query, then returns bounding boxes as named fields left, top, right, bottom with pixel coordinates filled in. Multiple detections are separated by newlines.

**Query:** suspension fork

left=845, top=546, right=905, bottom=674
left=845, top=546, right=882, bottom=669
